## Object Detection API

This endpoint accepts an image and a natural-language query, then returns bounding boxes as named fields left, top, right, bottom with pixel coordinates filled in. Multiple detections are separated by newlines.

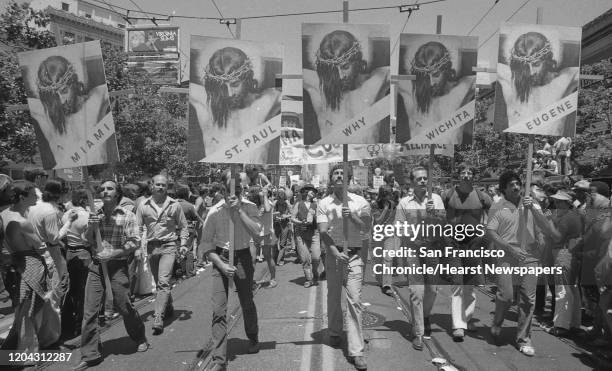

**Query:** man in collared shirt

left=317, top=164, right=371, bottom=371
left=135, top=174, right=189, bottom=335
left=200, top=170, right=263, bottom=371
left=73, top=180, right=148, bottom=371
left=394, top=166, right=445, bottom=351
left=487, top=171, right=543, bottom=357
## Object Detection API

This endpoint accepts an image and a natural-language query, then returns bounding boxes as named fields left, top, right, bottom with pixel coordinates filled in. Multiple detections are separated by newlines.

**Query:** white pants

left=554, top=284, right=582, bottom=330
left=451, top=285, right=476, bottom=330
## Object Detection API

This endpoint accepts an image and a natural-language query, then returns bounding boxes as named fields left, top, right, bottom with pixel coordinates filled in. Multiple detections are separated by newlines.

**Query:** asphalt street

left=31, top=255, right=611, bottom=371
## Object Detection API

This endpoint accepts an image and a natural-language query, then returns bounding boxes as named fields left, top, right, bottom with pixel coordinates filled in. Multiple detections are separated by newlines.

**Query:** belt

left=215, top=246, right=250, bottom=259
left=67, top=245, right=88, bottom=251
left=148, top=240, right=177, bottom=247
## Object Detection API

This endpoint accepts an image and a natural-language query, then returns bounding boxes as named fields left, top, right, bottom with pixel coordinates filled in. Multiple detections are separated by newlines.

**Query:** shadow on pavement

left=227, top=339, right=276, bottom=361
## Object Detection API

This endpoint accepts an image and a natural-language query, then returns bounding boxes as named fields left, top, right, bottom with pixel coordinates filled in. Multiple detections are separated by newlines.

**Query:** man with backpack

left=442, top=164, right=492, bottom=342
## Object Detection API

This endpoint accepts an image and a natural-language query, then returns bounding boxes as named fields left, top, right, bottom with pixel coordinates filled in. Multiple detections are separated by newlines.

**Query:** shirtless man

left=397, top=41, right=475, bottom=144
left=28, top=55, right=113, bottom=169
left=303, top=30, right=390, bottom=144
left=190, top=47, right=281, bottom=164
left=497, top=32, right=579, bottom=136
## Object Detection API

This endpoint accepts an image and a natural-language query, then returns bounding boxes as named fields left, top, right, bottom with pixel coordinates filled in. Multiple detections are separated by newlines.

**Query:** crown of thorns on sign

left=510, top=42, right=552, bottom=64
left=203, top=58, right=253, bottom=84
left=411, top=52, right=451, bottom=75
left=316, top=41, right=361, bottom=67
left=37, top=63, right=76, bottom=93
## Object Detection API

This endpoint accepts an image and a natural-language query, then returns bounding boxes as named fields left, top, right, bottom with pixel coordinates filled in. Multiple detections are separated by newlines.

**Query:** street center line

left=321, top=280, right=335, bottom=371
left=299, top=282, right=318, bottom=371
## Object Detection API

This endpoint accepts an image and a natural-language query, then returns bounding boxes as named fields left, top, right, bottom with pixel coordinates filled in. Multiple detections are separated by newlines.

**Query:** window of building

left=117, top=24, right=125, bottom=29
left=85, top=13, right=92, bottom=18
left=61, top=2, right=69, bottom=11
left=84, top=36, right=94, bottom=42
left=62, top=31, right=75, bottom=45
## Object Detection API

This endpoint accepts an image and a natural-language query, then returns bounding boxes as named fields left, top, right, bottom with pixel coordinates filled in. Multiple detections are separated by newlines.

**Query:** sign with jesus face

left=494, top=23, right=581, bottom=137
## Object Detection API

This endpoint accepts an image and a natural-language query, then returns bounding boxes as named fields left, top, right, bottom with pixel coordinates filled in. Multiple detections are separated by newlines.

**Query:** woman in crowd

left=273, top=189, right=293, bottom=266
left=0, top=181, right=59, bottom=352
left=374, top=185, right=399, bottom=296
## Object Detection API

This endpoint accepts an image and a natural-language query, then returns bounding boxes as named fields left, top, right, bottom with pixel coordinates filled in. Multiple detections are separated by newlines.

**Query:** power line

left=86, top=0, right=446, bottom=22
left=467, top=0, right=500, bottom=36
left=210, top=0, right=236, bottom=39
left=478, top=0, right=532, bottom=49
left=391, top=0, right=419, bottom=55
left=127, top=0, right=155, bottom=20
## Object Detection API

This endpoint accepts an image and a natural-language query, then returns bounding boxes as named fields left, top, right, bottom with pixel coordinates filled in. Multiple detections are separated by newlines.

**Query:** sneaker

left=137, top=341, right=150, bottom=352
left=329, top=335, right=342, bottom=347
left=267, top=279, right=278, bottom=288
left=304, top=281, right=314, bottom=288
left=277, top=261, right=285, bottom=266
left=452, top=328, right=464, bottom=342
left=351, top=355, right=367, bottom=370
left=247, top=340, right=259, bottom=354
left=518, top=343, right=535, bottom=357
left=152, top=315, right=163, bottom=335
left=424, top=317, right=432, bottom=337
left=412, top=335, right=424, bottom=351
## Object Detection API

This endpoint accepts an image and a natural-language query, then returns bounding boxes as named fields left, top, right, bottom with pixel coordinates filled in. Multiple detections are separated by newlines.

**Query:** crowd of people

left=1, top=161, right=612, bottom=370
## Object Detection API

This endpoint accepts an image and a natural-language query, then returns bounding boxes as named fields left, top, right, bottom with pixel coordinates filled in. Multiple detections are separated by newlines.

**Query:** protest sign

left=353, top=165, right=369, bottom=186
left=302, top=23, right=391, bottom=145
left=18, top=41, right=118, bottom=169
left=396, top=34, right=477, bottom=145
left=126, top=26, right=180, bottom=85
left=373, top=175, right=385, bottom=190
left=494, top=23, right=581, bottom=136
left=188, top=36, right=283, bottom=163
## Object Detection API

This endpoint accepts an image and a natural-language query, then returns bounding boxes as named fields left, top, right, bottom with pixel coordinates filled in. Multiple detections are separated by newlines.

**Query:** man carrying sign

left=200, top=170, right=262, bottom=370
left=75, top=181, right=148, bottom=371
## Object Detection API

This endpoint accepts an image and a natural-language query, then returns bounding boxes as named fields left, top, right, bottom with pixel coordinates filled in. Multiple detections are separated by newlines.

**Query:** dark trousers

left=62, top=248, right=92, bottom=339
left=211, top=249, right=258, bottom=366
left=80, top=260, right=146, bottom=362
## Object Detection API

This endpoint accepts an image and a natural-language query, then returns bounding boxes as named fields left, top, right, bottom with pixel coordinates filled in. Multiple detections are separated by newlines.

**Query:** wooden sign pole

left=342, top=1, right=350, bottom=253
left=82, top=166, right=113, bottom=309
left=427, top=15, right=443, bottom=199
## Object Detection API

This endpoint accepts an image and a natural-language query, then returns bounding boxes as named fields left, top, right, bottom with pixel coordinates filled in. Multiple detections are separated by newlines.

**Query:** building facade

left=30, top=0, right=125, bottom=49
left=582, top=7, right=612, bottom=65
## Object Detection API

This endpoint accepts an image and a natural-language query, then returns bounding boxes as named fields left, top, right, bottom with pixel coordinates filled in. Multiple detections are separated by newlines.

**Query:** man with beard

left=189, top=47, right=281, bottom=164
left=498, top=32, right=579, bottom=136
left=397, top=41, right=475, bottom=144
left=303, top=30, right=390, bottom=144
left=317, top=165, right=371, bottom=370
left=28, top=56, right=113, bottom=168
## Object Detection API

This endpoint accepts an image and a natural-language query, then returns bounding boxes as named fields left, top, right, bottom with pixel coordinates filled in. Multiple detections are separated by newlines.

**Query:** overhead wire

left=210, top=0, right=236, bottom=39
left=391, top=0, right=420, bottom=56
left=85, top=0, right=446, bottom=22
left=478, top=0, right=532, bottom=48
left=467, top=0, right=500, bottom=36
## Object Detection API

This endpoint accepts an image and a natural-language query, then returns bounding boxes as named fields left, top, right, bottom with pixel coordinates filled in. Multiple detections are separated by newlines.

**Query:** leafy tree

left=0, top=1, right=56, bottom=164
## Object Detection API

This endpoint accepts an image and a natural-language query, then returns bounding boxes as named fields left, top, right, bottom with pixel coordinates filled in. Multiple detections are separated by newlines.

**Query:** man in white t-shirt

left=317, top=164, right=371, bottom=370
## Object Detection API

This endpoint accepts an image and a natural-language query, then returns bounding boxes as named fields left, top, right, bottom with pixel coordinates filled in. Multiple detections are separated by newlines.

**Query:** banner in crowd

left=396, top=34, right=477, bottom=145
left=126, top=26, right=179, bottom=53
left=126, top=26, right=180, bottom=85
left=302, top=23, right=391, bottom=145
left=494, top=23, right=581, bottom=137
left=188, top=36, right=283, bottom=164
left=18, top=41, right=119, bottom=169
left=353, top=165, right=369, bottom=186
